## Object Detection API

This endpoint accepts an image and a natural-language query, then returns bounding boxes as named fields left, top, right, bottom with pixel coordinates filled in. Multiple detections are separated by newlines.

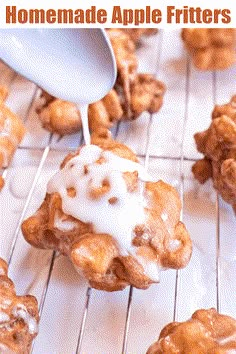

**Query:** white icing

left=1, top=118, right=18, bottom=147
left=134, top=254, right=160, bottom=282
left=142, top=233, right=149, bottom=240
left=161, top=212, right=168, bottom=222
left=2, top=299, right=12, bottom=306
left=54, top=216, right=76, bottom=232
left=0, top=312, right=10, bottom=323
left=47, top=145, right=152, bottom=255
left=0, top=343, right=12, bottom=353
left=0, top=267, right=6, bottom=275
left=0, top=299, right=12, bottom=310
left=218, top=333, right=236, bottom=346
left=12, top=304, right=38, bottom=335
left=47, top=109, right=163, bottom=281
left=168, top=239, right=181, bottom=252
left=78, top=104, right=90, bottom=145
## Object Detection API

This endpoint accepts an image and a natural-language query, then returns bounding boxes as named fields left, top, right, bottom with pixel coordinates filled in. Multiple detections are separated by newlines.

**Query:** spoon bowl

left=0, top=29, right=117, bottom=104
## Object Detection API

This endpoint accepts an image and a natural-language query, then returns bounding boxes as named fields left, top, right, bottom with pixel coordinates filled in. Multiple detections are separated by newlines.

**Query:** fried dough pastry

left=38, top=89, right=123, bottom=135
left=0, top=86, right=26, bottom=189
left=89, top=72, right=165, bottom=129
left=22, top=131, right=191, bottom=292
left=39, top=72, right=165, bottom=135
left=192, top=96, right=236, bottom=212
left=0, top=176, right=4, bottom=190
left=37, top=29, right=165, bottom=135
left=182, top=29, right=236, bottom=70
left=104, top=29, right=165, bottom=119
left=0, top=86, right=26, bottom=168
left=120, top=29, right=158, bottom=44
left=0, top=258, right=39, bottom=353
left=38, top=97, right=82, bottom=135
left=147, top=308, right=236, bottom=354
left=107, top=28, right=137, bottom=83
left=127, top=73, right=165, bottom=118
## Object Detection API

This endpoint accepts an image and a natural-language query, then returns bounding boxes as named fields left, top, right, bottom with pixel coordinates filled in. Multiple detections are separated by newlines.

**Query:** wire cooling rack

left=0, top=29, right=235, bottom=354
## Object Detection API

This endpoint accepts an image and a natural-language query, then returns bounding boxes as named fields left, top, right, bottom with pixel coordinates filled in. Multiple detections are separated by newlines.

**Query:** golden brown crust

left=37, top=29, right=165, bottom=135
left=192, top=158, right=213, bottom=184
left=0, top=258, right=39, bottom=353
left=129, top=74, right=166, bottom=118
left=212, top=95, right=236, bottom=121
left=22, top=133, right=191, bottom=292
left=192, top=96, right=236, bottom=211
left=88, top=89, right=124, bottom=132
left=37, top=96, right=82, bottom=135
left=120, top=29, right=158, bottom=44
left=0, top=86, right=26, bottom=174
left=107, top=28, right=137, bottom=85
left=182, top=29, right=236, bottom=70
left=0, top=87, right=8, bottom=102
left=147, top=308, right=236, bottom=354
left=0, top=176, right=4, bottom=190
left=90, top=129, right=139, bottom=162
left=107, top=29, right=165, bottom=120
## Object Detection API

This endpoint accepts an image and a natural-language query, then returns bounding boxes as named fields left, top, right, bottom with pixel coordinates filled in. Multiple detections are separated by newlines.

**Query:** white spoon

left=0, top=28, right=117, bottom=104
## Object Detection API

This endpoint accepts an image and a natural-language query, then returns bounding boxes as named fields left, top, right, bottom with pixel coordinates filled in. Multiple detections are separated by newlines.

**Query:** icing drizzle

left=47, top=145, right=151, bottom=255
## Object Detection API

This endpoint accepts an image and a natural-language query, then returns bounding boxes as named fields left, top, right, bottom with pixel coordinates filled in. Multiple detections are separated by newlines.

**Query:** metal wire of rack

left=0, top=29, right=235, bottom=354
